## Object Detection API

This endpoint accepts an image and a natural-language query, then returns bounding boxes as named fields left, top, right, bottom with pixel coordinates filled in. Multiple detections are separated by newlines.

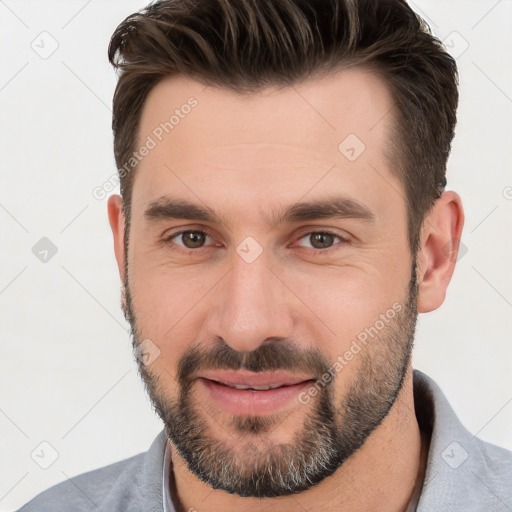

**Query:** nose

left=206, top=248, right=294, bottom=353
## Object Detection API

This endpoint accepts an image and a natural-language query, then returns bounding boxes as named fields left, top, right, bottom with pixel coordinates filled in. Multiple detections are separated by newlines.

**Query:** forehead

left=138, top=66, right=394, bottom=151
left=131, top=67, right=401, bottom=224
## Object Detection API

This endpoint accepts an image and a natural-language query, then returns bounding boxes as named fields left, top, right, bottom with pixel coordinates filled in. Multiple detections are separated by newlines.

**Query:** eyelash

left=162, top=229, right=349, bottom=254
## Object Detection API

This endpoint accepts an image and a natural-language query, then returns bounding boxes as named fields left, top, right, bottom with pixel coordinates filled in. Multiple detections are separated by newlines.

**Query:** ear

left=416, top=191, right=465, bottom=313
left=107, top=194, right=126, bottom=283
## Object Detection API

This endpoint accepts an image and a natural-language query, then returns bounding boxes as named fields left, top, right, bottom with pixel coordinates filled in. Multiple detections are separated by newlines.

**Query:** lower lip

left=198, top=378, right=314, bottom=416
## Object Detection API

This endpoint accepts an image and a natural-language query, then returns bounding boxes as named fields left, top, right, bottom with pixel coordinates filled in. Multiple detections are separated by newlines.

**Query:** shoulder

left=16, top=453, right=145, bottom=512
left=442, top=436, right=512, bottom=510
left=476, top=436, right=512, bottom=484
left=413, top=369, right=512, bottom=511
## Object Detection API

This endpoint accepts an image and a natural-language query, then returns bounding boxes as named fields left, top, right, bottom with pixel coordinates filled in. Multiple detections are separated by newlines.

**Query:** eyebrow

left=144, top=195, right=376, bottom=226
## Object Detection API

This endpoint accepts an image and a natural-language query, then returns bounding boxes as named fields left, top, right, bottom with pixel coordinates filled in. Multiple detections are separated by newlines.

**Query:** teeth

left=231, top=384, right=283, bottom=390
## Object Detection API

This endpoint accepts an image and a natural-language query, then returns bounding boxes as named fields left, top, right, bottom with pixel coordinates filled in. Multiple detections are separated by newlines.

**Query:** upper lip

left=198, top=370, right=314, bottom=388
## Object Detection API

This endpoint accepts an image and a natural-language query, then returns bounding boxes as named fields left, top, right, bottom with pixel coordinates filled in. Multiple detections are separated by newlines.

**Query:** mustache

left=176, top=338, right=332, bottom=386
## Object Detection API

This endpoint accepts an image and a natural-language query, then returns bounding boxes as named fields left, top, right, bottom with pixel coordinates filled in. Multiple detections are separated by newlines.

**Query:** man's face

left=121, top=68, right=418, bottom=497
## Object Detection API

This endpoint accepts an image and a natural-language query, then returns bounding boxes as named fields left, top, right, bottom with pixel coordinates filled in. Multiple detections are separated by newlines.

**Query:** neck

left=169, top=366, right=426, bottom=512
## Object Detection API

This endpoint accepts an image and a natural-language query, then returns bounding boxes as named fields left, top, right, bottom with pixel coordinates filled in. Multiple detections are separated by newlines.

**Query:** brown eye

left=168, top=230, right=210, bottom=249
left=181, top=231, right=206, bottom=248
left=309, top=232, right=335, bottom=249
left=296, top=231, right=347, bottom=251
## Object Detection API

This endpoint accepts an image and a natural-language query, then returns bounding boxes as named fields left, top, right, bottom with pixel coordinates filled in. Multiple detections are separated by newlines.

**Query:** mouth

left=198, top=369, right=314, bottom=388
left=196, top=370, right=316, bottom=416
left=206, top=381, right=295, bottom=391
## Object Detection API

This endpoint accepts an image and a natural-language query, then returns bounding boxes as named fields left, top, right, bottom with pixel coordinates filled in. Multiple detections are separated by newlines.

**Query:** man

left=17, top=0, right=512, bottom=511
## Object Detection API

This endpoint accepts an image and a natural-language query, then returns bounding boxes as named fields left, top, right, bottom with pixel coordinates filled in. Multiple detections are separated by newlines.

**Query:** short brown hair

left=108, top=0, right=458, bottom=253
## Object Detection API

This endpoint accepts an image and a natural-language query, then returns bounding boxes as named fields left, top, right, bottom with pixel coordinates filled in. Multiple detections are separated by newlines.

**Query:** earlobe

left=107, top=194, right=126, bottom=283
left=416, top=191, right=465, bottom=313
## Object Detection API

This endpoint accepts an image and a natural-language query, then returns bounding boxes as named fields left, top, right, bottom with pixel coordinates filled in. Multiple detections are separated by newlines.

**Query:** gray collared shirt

left=17, top=369, right=512, bottom=512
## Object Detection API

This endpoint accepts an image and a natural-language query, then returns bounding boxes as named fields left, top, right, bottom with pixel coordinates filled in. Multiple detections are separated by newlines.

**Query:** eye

left=296, top=231, right=348, bottom=251
left=164, top=230, right=213, bottom=249
left=162, top=229, right=348, bottom=253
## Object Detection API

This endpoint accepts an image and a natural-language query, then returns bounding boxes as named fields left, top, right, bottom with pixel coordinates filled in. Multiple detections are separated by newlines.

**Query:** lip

left=197, top=374, right=315, bottom=416
left=198, top=369, right=313, bottom=388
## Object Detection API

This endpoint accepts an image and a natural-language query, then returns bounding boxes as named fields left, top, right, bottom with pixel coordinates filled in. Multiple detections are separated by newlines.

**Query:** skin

left=108, top=68, right=464, bottom=511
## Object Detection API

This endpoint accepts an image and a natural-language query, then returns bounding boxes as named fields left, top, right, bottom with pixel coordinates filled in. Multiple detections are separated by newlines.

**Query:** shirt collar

left=162, top=438, right=175, bottom=512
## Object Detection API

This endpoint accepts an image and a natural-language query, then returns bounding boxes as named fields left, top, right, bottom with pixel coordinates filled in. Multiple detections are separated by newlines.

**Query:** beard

left=121, top=259, right=419, bottom=498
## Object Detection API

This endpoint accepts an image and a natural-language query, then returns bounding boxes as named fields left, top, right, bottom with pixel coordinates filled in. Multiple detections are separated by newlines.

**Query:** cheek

left=286, top=261, right=407, bottom=343
left=129, top=277, right=198, bottom=384
left=128, top=256, right=223, bottom=355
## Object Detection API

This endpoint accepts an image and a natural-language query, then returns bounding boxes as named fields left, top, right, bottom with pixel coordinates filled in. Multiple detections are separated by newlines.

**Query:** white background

left=1, top=1, right=511, bottom=510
